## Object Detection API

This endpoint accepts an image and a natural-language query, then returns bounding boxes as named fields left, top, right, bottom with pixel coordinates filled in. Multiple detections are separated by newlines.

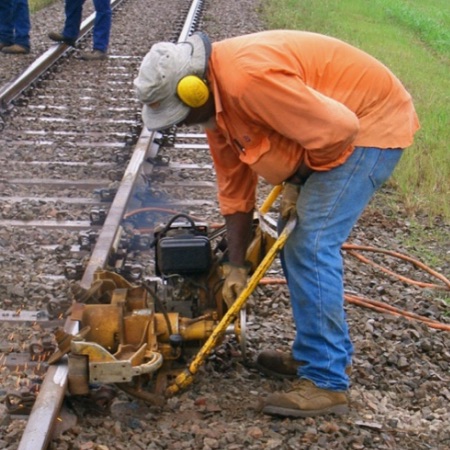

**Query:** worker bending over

left=134, top=30, right=419, bottom=418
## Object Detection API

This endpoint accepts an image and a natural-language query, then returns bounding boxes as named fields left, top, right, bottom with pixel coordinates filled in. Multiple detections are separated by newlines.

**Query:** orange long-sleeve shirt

left=205, top=30, right=420, bottom=215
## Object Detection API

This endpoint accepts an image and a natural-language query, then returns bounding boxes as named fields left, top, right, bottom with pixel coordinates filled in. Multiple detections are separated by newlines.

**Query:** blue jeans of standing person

left=0, top=0, right=31, bottom=49
left=280, top=147, right=403, bottom=392
left=62, top=0, right=112, bottom=52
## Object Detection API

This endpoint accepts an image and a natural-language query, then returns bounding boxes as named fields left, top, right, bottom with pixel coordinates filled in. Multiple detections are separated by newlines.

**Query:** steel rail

left=16, top=129, right=158, bottom=450
left=17, top=0, right=205, bottom=448
left=13, top=127, right=155, bottom=450
left=0, top=0, right=126, bottom=114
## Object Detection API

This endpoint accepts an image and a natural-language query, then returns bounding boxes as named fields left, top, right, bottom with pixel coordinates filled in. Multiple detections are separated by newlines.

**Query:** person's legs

left=283, top=147, right=402, bottom=391
left=91, top=0, right=111, bottom=52
left=12, top=0, right=30, bottom=49
left=0, top=0, right=14, bottom=46
left=63, top=0, right=85, bottom=40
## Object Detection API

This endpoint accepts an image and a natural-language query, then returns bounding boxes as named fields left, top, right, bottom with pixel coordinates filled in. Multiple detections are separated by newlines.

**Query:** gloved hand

left=280, top=183, right=300, bottom=220
left=221, top=263, right=250, bottom=308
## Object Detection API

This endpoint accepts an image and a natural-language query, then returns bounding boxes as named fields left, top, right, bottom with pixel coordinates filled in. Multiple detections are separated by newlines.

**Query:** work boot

left=263, top=379, right=349, bottom=418
left=48, top=32, right=76, bottom=47
left=256, top=349, right=300, bottom=379
left=256, top=349, right=352, bottom=379
left=0, top=42, right=9, bottom=50
left=80, top=49, right=107, bottom=61
left=2, top=44, right=30, bottom=54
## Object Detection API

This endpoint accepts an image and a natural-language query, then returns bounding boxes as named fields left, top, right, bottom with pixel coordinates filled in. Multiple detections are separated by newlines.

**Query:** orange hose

left=343, top=244, right=450, bottom=289
left=259, top=241, right=450, bottom=331
left=259, top=277, right=286, bottom=284
left=345, top=294, right=450, bottom=331
left=125, top=207, right=449, bottom=331
left=124, top=207, right=180, bottom=218
left=345, top=250, right=445, bottom=290
left=124, top=207, right=224, bottom=233
left=259, top=278, right=450, bottom=331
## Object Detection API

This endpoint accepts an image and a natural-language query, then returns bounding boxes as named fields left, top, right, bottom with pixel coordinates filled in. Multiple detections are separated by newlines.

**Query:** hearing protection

left=176, top=75, right=209, bottom=108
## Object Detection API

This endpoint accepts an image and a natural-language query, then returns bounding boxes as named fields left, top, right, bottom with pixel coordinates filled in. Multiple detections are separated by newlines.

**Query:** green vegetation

left=29, top=0, right=449, bottom=222
left=402, top=219, right=449, bottom=267
left=262, top=0, right=450, bottom=222
left=401, top=217, right=450, bottom=306
left=29, top=0, right=55, bottom=13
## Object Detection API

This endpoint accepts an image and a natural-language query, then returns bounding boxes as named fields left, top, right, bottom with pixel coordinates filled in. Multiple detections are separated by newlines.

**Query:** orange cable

left=345, top=249, right=445, bottom=290
left=259, top=243, right=449, bottom=330
left=124, top=207, right=180, bottom=219
left=125, top=208, right=449, bottom=330
left=125, top=207, right=223, bottom=230
left=345, top=294, right=450, bottom=331
left=342, top=244, right=450, bottom=289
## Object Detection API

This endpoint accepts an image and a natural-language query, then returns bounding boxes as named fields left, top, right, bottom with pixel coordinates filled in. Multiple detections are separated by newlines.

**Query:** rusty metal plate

left=89, top=360, right=134, bottom=383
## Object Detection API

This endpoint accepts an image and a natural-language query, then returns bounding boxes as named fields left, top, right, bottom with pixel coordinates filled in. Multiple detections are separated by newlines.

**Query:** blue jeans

left=0, top=0, right=31, bottom=49
left=280, top=147, right=403, bottom=391
left=63, top=0, right=112, bottom=52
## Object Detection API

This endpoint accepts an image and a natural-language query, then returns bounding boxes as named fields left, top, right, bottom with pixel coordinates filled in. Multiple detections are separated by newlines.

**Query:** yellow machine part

left=81, top=304, right=122, bottom=352
left=166, top=185, right=296, bottom=396
left=64, top=185, right=287, bottom=396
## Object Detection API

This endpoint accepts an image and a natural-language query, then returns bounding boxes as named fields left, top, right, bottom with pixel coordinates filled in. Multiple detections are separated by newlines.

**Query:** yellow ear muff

left=177, top=75, right=209, bottom=108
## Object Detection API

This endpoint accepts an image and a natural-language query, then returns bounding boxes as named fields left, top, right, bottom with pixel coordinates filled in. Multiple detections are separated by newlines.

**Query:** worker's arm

left=241, top=73, right=359, bottom=169
left=206, top=127, right=258, bottom=216
left=221, top=210, right=254, bottom=306
left=224, top=210, right=254, bottom=266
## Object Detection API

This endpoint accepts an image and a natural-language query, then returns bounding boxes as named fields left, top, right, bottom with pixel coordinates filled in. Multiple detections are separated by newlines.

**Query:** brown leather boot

left=80, top=50, right=107, bottom=60
left=2, top=44, right=30, bottom=54
left=263, top=379, right=349, bottom=418
left=256, top=349, right=300, bottom=379
left=256, top=349, right=352, bottom=379
left=48, top=32, right=76, bottom=47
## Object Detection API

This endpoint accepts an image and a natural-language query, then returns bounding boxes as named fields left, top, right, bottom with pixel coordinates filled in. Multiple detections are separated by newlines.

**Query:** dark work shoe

left=48, top=32, right=76, bottom=47
left=263, top=379, right=349, bottom=418
left=2, top=44, right=30, bottom=54
left=256, top=349, right=352, bottom=379
left=256, top=350, right=300, bottom=379
left=79, top=49, right=107, bottom=61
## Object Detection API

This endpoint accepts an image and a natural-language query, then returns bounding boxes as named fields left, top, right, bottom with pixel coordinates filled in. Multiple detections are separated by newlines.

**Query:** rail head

left=0, top=0, right=126, bottom=113
left=17, top=127, right=157, bottom=450
left=17, top=1, right=204, bottom=448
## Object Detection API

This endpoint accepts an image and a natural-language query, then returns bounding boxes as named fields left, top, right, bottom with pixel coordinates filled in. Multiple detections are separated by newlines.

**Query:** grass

left=402, top=219, right=449, bottom=268
left=261, top=0, right=450, bottom=223
left=29, top=0, right=449, bottom=224
left=29, top=0, right=55, bottom=13
left=25, top=0, right=449, bottom=300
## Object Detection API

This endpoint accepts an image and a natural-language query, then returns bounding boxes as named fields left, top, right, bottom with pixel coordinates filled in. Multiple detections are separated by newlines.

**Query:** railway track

left=0, top=0, right=239, bottom=448
left=1, top=1, right=449, bottom=449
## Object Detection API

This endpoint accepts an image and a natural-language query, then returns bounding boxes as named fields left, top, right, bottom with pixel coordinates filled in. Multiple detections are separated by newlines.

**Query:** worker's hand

left=221, top=263, right=250, bottom=308
left=280, top=183, right=300, bottom=220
